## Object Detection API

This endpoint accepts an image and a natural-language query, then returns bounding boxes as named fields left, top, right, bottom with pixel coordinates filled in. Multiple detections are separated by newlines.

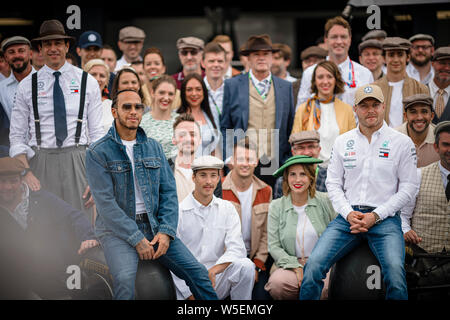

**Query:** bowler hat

left=240, top=34, right=280, bottom=56
left=31, top=20, right=75, bottom=48
left=273, top=155, right=323, bottom=178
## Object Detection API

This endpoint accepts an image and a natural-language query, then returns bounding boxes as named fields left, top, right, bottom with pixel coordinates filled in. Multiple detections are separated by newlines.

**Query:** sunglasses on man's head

left=180, top=49, right=199, bottom=56
left=120, top=103, right=145, bottom=112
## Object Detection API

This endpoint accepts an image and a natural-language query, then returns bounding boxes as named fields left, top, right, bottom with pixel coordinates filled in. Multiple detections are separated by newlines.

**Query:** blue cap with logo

left=78, top=31, right=103, bottom=49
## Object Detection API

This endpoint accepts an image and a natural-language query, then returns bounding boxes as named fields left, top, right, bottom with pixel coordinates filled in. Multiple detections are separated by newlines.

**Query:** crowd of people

left=0, top=14, right=449, bottom=300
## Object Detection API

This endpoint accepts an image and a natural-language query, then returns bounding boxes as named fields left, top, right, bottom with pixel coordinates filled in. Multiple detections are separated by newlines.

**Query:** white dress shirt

left=406, top=63, right=434, bottom=86
left=326, top=121, right=419, bottom=221
left=296, top=56, right=374, bottom=111
left=0, top=67, right=36, bottom=120
left=204, top=76, right=224, bottom=129
left=9, top=62, right=104, bottom=159
left=428, top=79, right=450, bottom=113
left=174, top=193, right=248, bottom=298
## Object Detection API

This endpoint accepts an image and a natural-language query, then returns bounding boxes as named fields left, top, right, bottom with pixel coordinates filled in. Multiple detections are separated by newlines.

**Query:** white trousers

left=173, top=258, right=255, bottom=300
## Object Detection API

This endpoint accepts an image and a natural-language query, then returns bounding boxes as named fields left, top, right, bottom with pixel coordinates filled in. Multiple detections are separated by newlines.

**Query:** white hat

left=191, top=156, right=224, bottom=171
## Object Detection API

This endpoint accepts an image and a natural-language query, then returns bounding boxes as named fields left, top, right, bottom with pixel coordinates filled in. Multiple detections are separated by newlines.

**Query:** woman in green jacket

left=264, top=155, right=337, bottom=300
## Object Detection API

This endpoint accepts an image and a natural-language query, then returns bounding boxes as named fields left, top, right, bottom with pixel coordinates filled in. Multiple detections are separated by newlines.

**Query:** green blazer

left=268, top=192, right=337, bottom=269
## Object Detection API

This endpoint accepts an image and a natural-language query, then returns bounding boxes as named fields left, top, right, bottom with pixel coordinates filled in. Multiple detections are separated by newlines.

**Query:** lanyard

left=345, top=59, right=356, bottom=88
left=208, top=91, right=221, bottom=116
left=248, top=72, right=272, bottom=99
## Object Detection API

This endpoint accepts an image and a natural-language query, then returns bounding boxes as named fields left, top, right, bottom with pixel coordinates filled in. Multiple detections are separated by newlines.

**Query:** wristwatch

left=372, top=212, right=382, bottom=225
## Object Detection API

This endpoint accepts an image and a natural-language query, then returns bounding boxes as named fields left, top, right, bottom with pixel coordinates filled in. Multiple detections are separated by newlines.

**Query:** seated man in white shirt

left=401, top=121, right=450, bottom=253
left=173, top=155, right=255, bottom=300
left=300, top=84, right=418, bottom=300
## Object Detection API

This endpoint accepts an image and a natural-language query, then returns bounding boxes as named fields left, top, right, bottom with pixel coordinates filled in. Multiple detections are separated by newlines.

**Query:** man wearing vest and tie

left=9, top=20, right=104, bottom=221
left=401, top=121, right=450, bottom=253
left=429, top=47, right=450, bottom=124
left=221, top=34, right=295, bottom=190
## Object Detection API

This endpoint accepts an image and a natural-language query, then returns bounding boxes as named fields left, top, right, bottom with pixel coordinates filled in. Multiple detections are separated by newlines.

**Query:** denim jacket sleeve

left=154, top=143, right=179, bottom=239
left=86, top=147, right=145, bottom=247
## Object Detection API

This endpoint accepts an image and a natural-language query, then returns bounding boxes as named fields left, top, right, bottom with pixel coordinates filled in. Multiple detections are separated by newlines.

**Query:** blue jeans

left=100, top=220, right=218, bottom=300
left=299, top=207, right=407, bottom=300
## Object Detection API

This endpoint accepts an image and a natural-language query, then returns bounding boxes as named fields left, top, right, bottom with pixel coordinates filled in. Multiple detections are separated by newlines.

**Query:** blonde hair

left=83, top=58, right=110, bottom=84
left=282, top=163, right=316, bottom=198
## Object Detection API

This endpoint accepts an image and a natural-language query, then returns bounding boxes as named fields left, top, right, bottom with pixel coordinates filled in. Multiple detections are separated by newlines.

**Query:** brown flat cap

left=382, top=37, right=411, bottom=51
left=240, top=34, right=279, bottom=56
left=119, top=26, right=146, bottom=42
left=300, top=46, right=328, bottom=60
left=403, top=93, right=433, bottom=110
left=0, top=157, right=26, bottom=176
left=409, top=34, right=435, bottom=46
left=432, top=46, right=450, bottom=61
left=31, top=20, right=75, bottom=48
left=289, top=131, right=320, bottom=145
left=362, top=29, right=387, bottom=42
left=358, top=39, right=382, bottom=55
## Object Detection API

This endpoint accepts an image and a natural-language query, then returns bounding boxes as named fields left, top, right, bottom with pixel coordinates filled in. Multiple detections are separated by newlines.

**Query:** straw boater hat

left=31, top=19, right=76, bottom=49
left=240, top=34, right=280, bottom=56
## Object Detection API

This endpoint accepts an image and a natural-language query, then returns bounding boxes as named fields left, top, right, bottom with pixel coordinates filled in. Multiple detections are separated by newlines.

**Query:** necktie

left=435, top=89, right=445, bottom=118
left=53, top=71, right=67, bottom=147
left=446, top=175, right=450, bottom=202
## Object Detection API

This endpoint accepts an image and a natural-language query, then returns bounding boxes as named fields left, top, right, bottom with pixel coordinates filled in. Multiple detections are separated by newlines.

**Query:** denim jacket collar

left=107, top=121, right=148, bottom=145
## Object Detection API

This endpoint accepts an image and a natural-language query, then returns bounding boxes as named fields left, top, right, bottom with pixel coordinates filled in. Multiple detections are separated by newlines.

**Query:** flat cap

left=409, top=34, right=435, bottom=46
left=432, top=46, right=450, bottom=61
left=300, top=46, right=328, bottom=60
left=1, top=36, right=31, bottom=52
left=176, top=37, right=204, bottom=50
left=434, top=121, right=450, bottom=138
left=382, top=37, right=411, bottom=51
left=354, top=84, right=384, bottom=105
left=191, top=156, right=224, bottom=171
left=403, top=93, right=433, bottom=110
left=289, top=131, right=320, bottom=145
left=273, top=155, right=323, bottom=178
left=0, top=157, right=26, bottom=176
left=362, top=29, right=387, bottom=42
left=119, top=26, right=146, bottom=42
left=358, top=39, right=382, bottom=55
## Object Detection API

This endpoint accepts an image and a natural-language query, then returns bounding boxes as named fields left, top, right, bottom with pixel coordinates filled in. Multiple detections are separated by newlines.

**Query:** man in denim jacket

left=85, top=89, right=217, bottom=300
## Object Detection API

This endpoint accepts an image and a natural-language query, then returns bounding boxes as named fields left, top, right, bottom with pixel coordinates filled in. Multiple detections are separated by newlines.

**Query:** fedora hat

left=31, top=20, right=76, bottom=48
left=240, top=34, right=279, bottom=56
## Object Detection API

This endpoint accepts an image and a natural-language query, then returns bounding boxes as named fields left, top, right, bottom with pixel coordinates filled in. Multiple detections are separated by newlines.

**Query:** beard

left=10, top=59, right=29, bottom=73
left=411, top=55, right=431, bottom=67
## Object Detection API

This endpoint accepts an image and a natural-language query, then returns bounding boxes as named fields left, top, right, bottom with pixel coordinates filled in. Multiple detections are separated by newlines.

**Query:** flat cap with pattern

left=403, top=93, right=433, bottom=110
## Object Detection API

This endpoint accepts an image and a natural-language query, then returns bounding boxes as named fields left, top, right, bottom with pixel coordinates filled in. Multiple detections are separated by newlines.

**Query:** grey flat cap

left=289, top=131, right=320, bottom=145
left=409, top=34, right=435, bottom=46
left=434, top=121, right=450, bottom=137
left=191, top=156, right=224, bottom=171
left=1, top=36, right=31, bottom=52
left=362, top=30, right=387, bottom=42
left=176, top=37, right=204, bottom=50
left=382, top=37, right=411, bottom=51
left=358, top=39, right=383, bottom=55
left=403, top=93, right=433, bottom=110
left=432, top=47, right=450, bottom=61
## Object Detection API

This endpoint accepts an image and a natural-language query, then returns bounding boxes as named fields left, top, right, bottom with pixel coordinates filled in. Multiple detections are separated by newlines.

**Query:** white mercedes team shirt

left=296, top=56, right=374, bottom=111
left=326, top=121, right=419, bottom=221
left=9, top=62, right=104, bottom=159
